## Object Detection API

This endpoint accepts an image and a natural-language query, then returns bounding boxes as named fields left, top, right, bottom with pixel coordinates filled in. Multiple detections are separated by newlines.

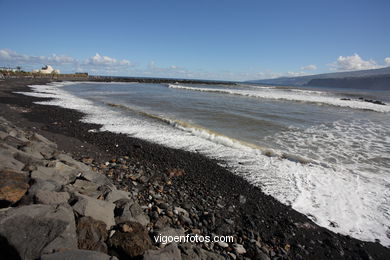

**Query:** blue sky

left=0, top=0, right=389, bottom=81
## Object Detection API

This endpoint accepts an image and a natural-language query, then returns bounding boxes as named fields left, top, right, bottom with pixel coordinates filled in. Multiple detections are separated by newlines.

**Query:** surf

left=168, top=84, right=390, bottom=112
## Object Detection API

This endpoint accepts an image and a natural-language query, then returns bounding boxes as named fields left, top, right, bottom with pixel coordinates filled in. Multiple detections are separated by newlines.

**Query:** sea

left=19, top=81, right=390, bottom=246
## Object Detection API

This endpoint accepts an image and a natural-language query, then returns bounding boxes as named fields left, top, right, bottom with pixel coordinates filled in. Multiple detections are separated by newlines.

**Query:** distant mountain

left=307, top=74, right=390, bottom=90
left=246, top=66, right=390, bottom=89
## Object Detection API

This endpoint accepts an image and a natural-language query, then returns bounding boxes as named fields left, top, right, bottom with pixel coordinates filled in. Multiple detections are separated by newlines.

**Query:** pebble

left=217, top=241, right=229, bottom=248
left=233, top=244, right=246, bottom=255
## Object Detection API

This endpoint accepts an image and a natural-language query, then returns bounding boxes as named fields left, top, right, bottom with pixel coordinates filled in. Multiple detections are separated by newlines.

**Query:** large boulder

left=31, top=161, right=78, bottom=186
left=67, top=179, right=102, bottom=198
left=34, top=190, right=70, bottom=205
left=28, top=178, right=62, bottom=194
left=57, top=153, right=113, bottom=188
left=114, top=199, right=150, bottom=226
left=21, top=141, right=56, bottom=160
left=105, top=189, right=131, bottom=203
left=0, top=147, right=25, bottom=171
left=0, top=204, right=77, bottom=260
left=72, top=194, right=115, bottom=229
left=14, top=150, right=46, bottom=167
left=108, top=221, right=153, bottom=258
left=76, top=216, right=108, bottom=253
left=41, top=249, right=117, bottom=260
left=144, top=243, right=182, bottom=260
left=30, top=133, right=57, bottom=149
left=0, top=168, right=29, bottom=207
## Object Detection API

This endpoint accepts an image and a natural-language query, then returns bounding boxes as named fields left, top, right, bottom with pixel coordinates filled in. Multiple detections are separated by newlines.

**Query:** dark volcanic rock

left=107, top=221, right=153, bottom=258
left=114, top=199, right=150, bottom=226
left=77, top=216, right=108, bottom=253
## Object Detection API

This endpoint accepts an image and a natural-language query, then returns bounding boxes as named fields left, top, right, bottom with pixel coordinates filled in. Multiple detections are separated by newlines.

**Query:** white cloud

left=0, top=49, right=135, bottom=75
left=384, top=57, right=390, bottom=66
left=85, top=53, right=131, bottom=66
left=331, top=53, right=379, bottom=71
left=287, top=71, right=307, bottom=77
left=300, top=64, right=317, bottom=71
left=0, top=49, right=76, bottom=66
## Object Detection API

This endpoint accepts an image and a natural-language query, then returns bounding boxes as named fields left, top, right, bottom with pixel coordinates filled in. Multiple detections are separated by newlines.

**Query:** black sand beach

left=1, top=78, right=390, bottom=259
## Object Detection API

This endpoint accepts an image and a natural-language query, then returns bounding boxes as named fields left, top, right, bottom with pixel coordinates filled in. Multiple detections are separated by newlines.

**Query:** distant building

left=0, top=67, right=18, bottom=72
left=33, top=65, right=60, bottom=74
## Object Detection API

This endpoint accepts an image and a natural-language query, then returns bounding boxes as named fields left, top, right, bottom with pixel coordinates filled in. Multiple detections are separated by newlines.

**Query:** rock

left=179, top=214, right=193, bottom=225
left=158, top=202, right=170, bottom=210
left=82, top=157, right=94, bottom=164
left=155, top=226, right=185, bottom=238
left=108, top=221, right=153, bottom=258
left=14, top=150, right=45, bottom=166
left=57, top=154, right=93, bottom=174
left=0, top=148, right=25, bottom=171
left=144, top=243, right=182, bottom=260
left=28, top=179, right=61, bottom=195
left=239, top=195, right=246, bottom=204
left=154, top=216, right=172, bottom=229
left=68, top=179, right=102, bottom=198
left=4, top=135, right=27, bottom=148
left=105, top=189, right=130, bottom=203
left=30, top=133, right=57, bottom=149
left=0, top=204, right=77, bottom=259
left=174, top=206, right=189, bottom=218
left=77, top=216, right=108, bottom=253
left=152, top=227, right=185, bottom=246
left=73, top=194, right=115, bottom=229
left=21, top=141, right=56, bottom=159
left=167, top=168, right=185, bottom=178
left=31, top=162, right=78, bottom=186
left=41, top=249, right=117, bottom=260
left=0, top=130, right=8, bottom=140
left=179, top=243, right=225, bottom=260
left=217, top=241, right=229, bottom=248
left=0, top=169, right=29, bottom=206
left=77, top=167, right=114, bottom=188
left=227, top=252, right=237, bottom=259
left=255, top=249, right=271, bottom=260
left=34, top=190, right=70, bottom=205
left=56, top=154, right=112, bottom=188
left=114, top=199, right=150, bottom=226
left=233, top=244, right=246, bottom=254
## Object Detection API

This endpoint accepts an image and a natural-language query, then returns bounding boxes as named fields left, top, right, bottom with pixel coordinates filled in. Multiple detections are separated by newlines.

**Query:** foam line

left=168, top=84, right=390, bottom=112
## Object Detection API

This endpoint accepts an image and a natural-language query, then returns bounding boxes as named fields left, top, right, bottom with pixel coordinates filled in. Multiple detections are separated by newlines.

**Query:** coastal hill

left=247, top=66, right=390, bottom=90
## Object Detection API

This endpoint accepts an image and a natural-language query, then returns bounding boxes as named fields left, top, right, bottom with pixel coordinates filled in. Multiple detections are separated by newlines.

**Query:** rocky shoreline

left=1, top=78, right=390, bottom=260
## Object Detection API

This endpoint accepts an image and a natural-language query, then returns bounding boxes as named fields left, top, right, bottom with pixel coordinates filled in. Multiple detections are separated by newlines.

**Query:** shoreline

left=1, top=78, right=390, bottom=259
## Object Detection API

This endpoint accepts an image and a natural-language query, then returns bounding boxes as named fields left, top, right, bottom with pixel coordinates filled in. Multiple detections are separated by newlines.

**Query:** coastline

left=1, top=78, right=390, bottom=259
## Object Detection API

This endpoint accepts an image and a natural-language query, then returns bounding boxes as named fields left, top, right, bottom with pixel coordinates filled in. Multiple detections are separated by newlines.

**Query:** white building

left=33, top=65, right=60, bottom=74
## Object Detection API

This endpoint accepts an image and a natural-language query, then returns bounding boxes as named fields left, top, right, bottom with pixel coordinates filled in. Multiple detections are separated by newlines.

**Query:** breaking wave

left=168, top=84, right=390, bottom=112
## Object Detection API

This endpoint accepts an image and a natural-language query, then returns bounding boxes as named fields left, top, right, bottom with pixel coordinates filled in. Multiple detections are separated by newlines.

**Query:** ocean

left=20, top=81, right=390, bottom=246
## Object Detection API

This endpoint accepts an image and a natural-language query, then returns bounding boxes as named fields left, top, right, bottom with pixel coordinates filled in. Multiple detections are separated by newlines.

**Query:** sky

left=0, top=0, right=389, bottom=81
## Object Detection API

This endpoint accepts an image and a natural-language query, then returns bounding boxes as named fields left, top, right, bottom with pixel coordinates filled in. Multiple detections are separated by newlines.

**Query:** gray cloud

left=300, top=64, right=317, bottom=71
